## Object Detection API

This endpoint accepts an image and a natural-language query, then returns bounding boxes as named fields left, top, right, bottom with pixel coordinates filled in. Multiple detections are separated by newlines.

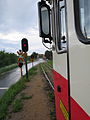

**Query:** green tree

left=0, top=51, right=18, bottom=68
left=30, top=52, right=38, bottom=59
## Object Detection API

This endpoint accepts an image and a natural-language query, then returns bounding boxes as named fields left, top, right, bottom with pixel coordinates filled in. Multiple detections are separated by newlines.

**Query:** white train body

left=38, top=0, right=90, bottom=119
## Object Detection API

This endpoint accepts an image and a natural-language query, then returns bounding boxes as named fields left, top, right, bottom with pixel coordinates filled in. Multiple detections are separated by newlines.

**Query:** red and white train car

left=38, top=0, right=90, bottom=119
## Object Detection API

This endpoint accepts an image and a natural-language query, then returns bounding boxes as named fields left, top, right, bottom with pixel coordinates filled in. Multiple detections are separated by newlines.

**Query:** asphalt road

left=0, top=59, right=44, bottom=96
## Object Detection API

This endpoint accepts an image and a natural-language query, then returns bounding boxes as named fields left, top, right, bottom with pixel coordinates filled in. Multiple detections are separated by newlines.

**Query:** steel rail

left=41, top=65, right=54, bottom=90
left=44, top=62, right=53, bottom=70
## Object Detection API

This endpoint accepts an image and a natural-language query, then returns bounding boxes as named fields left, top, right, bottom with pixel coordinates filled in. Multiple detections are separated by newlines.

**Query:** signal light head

left=21, top=38, right=28, bottom=52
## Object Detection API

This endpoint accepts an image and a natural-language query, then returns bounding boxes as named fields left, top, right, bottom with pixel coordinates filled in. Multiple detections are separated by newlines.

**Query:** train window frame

left=73, top=0, right=90, bottom=44
left=55, top=0, right=67, bottom=54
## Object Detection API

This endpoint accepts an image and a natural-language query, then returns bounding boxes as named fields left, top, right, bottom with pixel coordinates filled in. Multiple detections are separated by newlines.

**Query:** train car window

left=57, top=0, right=67, bottom=52
left=74, top=0, right=90, bottom=44
left=79, top=0, right=90, bottom=39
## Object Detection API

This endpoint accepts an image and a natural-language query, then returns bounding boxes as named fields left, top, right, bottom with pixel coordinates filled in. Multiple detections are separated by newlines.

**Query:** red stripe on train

left=53, top=70, right=90, bottom=120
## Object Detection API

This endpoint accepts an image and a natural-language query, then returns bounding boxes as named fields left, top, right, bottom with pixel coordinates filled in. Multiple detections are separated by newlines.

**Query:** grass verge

left=0, top=64, right=18, bottom=76
left=47, top=60, right=53, bottom=66
left=12, top=99, right=23, bottom=113
left=0, top=66, right=37, bottom=120
left=40, top=64, right=56, bottom=120
left=44, top=86, right=56, bottom=120
left=20, top=93, right=33, bottom=100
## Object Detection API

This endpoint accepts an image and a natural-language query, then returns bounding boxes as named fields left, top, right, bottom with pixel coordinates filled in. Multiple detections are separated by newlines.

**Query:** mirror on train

left=41, top=7, right=49, bottom=35
left=38, top=1, right=51, bottom=38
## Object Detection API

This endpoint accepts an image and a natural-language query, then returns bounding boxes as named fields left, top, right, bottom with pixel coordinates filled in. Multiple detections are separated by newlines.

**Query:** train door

left=67, top=0, right=90, bottom=119
left=52, top=0, right=70, bottom=120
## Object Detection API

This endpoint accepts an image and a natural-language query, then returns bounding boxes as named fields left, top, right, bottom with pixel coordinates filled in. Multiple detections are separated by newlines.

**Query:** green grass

left=20, top=93, right=33, bottom=100
left=12, top=99, right=23, bottom=112
left=29, top=66, right=37, bottom=76
left=0, top=63, right=18, bottom=76
left=12, top=94, right=33, bottom=113
left=0, top=62, right=38, bottom=76
left=42, top=64, right=56, bottom=120
left=48, top=91, right=54, bottom=102
left=0, top=66, right=37, bottom=120
left=47, top=60, right=53, bottom=66
left=47, top=90, right=56, bottom=120
left=0, top=77, right=26, bottom=120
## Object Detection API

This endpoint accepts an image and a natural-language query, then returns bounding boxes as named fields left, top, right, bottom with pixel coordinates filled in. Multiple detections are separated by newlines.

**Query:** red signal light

left=24, top=44, right=26, bottom=47
left=21, top=38, right=28, bottom=52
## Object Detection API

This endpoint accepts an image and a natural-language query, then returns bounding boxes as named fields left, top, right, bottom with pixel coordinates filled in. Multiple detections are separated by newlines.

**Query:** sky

left=0, top=0, right=47, bottom=55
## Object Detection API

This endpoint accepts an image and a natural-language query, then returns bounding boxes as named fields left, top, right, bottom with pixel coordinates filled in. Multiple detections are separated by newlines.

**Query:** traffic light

left=21, top=38, right=28, bottom=52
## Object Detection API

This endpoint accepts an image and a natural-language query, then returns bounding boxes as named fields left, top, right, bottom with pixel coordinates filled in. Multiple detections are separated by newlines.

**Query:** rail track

left=41, top=62, right=54, bottom=90
left=44, top=62, right=53, bottom=70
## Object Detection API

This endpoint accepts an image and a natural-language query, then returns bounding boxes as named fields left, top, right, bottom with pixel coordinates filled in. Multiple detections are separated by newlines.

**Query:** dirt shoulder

left=8, top=65, right=54, bottom=120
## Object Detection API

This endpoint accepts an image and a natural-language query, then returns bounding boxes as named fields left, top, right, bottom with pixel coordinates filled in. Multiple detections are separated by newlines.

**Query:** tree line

left=29, top=51, right=52, bottom=60
left=0, top=50, right=18, bottom=68
left=0, top=50, right=53, bottom=68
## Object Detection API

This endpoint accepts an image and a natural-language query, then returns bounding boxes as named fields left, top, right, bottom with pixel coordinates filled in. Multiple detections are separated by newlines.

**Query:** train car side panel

left=67, top=0, right=90, bottom=119
left=53, top=52, right=69, bottom=120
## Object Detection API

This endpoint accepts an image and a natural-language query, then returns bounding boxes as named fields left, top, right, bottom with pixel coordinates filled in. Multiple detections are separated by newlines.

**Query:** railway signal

left=18, top=62, right=23, bottom=68
left=21, top=38, right=29, bottom=79
left=21, top=38, right=28, bottom=52
left=17, top=50, right=24, bottom=77
left=23, top=52, right=27, bottom=58
left=18, top=62, right=23, bottom=76
left=30, top=55, right=34, bottom=67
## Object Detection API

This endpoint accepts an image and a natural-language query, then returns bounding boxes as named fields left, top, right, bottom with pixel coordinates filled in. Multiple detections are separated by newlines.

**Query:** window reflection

left=41, top=7, right=49, bottom=35
left=59, top=1, right=66, bottom=38
left=58, top=0, right=66, bottom=50
left=79, top=0, right=90, bottom=38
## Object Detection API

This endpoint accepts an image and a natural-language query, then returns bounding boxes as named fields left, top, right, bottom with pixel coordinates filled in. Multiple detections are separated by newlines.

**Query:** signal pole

left=24, top=54, right=28, bottom=79
left=20, top=67, right=23, bottom=77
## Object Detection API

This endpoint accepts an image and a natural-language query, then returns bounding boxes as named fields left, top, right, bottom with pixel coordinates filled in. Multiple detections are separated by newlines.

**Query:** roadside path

left=9, top=65, right=51, bottom=120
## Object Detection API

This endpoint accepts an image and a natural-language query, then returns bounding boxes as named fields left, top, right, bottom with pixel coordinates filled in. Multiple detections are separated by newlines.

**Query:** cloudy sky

left=0, top=0, right=47, bottom=55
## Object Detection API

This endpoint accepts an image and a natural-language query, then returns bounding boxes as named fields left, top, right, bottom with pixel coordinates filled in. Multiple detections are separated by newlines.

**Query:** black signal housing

left=21, top=38, right=28, bottom=52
